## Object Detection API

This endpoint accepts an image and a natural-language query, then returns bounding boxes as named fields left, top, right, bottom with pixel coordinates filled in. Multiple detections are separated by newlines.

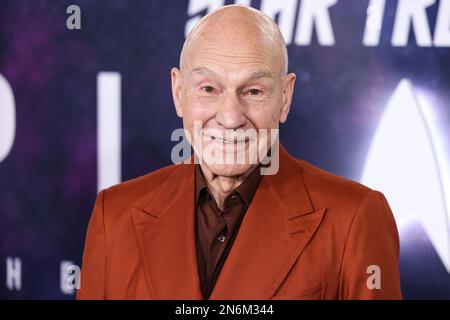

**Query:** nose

left=216, top=90, right=246, bottom=130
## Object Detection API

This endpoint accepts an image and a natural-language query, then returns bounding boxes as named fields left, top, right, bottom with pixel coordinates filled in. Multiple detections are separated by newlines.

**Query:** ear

left=171, top=67, right=183, bottom=118
left=279, top=72, right=296, bottom=124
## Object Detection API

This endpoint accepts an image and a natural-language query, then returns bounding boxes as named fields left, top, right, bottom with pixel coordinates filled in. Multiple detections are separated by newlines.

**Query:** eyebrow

left=190, top=67, right=274, bottom=81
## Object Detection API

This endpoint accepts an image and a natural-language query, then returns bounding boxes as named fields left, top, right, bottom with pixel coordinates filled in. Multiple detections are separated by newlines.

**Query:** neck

left=199, top=164, right=256, bottom=210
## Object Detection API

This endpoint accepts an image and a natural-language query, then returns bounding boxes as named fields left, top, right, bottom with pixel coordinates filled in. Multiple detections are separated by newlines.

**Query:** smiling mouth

left=204, top=135, right=252, bottom=145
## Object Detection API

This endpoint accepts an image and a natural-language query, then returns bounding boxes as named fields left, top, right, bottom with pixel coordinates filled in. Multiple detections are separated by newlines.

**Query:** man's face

left=171, top=28, right=295, bottom=177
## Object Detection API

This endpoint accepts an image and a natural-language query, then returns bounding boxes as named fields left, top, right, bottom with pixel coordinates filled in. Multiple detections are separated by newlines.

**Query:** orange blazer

left=77, top=145, right=402, bottom=300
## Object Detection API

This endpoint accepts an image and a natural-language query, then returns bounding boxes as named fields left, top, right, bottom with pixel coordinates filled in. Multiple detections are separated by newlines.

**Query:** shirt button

left=231, top=195, right=237, bottom=199
left=217, top=234, right=226, bottom=242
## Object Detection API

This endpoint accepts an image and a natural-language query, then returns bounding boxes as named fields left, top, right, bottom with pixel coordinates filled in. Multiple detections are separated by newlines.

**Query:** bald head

left=180, top=5, right=288, bottom=75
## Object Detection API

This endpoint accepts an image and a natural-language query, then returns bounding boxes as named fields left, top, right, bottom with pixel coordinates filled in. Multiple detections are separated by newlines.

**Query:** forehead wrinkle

left=188, top=47, right=278, bottom=76
left=201, top=43, right=277, bottom=61
left=191, top=67, right=215, bottom=76
left=192, top=66, right=273, bottom=79
left=189, top=66, right=275, bottom=88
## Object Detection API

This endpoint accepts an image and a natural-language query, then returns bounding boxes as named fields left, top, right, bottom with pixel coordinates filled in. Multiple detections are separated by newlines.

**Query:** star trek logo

left=185, top=0, right=450, bottom=47
left=361, top=79, right=450, bottom=273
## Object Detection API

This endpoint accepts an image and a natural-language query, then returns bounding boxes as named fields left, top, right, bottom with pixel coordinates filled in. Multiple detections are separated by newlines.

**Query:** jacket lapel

left=131, top=162, right=203, bottom=299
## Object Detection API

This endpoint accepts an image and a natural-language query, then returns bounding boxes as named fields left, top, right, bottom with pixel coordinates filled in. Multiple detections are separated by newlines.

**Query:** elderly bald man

left=77, top=5, right=402, bottom=300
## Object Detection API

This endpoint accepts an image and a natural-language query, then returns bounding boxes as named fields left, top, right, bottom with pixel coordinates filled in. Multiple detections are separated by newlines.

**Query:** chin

left=203, top=162, right=255, bottom=178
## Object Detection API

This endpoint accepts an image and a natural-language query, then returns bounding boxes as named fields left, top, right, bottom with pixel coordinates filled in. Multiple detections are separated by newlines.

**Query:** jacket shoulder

left=102, top=163, right=183, bottom=213
left=297, top=159, right=374, bottom=207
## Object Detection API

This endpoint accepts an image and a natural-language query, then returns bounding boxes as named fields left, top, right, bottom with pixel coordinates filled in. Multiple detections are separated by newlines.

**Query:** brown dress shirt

left=195, top=164, right=262, bottom=299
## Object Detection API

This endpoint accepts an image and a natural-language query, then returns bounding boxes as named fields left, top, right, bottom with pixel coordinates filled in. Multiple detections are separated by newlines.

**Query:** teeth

left=204, top=135, right=247, bottom=144
left=216, top=138, right=234, bottom=144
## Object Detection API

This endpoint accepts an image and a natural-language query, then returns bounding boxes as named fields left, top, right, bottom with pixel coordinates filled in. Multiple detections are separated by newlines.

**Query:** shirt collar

left=195, top=164, right=262, bottom=207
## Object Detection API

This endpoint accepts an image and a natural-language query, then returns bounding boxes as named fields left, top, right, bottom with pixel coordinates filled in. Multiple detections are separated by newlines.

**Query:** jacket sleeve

left=339, top=190, right=402, bottom=299
left=77, top=189, right=106, bottom=300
